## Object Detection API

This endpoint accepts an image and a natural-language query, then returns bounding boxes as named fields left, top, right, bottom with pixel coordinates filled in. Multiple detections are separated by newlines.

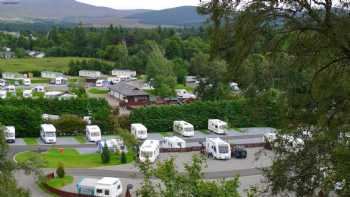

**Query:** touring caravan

left=173, top=121, right=194, bottom=137
left=6, top=85, right=15, bottom=93
left=95, top=177, right=123, bottom=197
left=77, top=178, right=99, bottom=196
left=23, top=89, right=32, bottom=98
left=33, top=85, right=45, bottom=92
left=4, top=126, right=15, bottom=143
left=208, top=119, right=228, bottom=134
left=86, top=125, right=102, bottom=142
left=131, top=123, right=148, bottom=140
left=0, top=90, right=7, bottom=99
left=139, top=140, right=160, bottom=163
left=40, top=124, right=56, bottom=144
left=0, top=79, right=6, bottom=87
left=23, top=78, right=31, bottom=86
left=161, top=136, right=186, bottom=149
left=205, top=138, right=231, bottom=160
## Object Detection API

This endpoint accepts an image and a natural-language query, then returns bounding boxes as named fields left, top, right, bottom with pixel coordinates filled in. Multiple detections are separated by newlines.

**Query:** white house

left=205, top=138, right=231, bottom=160
left=41, top=71, right=64, bottom=79
left=139, top=140, right=160, bottom=163
left=2, top=72, right=23, bottom=80
left=173, top=121, right=195, bottom=137
left=111, top=69, right=136, bottom=78
left=79, top=70, right=101, bottom=78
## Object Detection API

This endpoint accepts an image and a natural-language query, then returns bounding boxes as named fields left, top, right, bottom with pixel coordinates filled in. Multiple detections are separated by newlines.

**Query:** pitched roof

left=110, top=82, right=149, bottom=97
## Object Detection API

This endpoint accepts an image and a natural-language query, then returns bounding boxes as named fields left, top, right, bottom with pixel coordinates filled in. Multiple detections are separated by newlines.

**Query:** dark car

left=231, top=146, right=247, bottom=159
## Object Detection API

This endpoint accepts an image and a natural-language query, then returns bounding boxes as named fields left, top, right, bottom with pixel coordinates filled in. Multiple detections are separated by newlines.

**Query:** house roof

left=110, top=82, right=149, bottom=97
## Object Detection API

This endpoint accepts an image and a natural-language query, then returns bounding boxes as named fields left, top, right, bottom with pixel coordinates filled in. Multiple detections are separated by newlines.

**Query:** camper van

left=23, top=78, right=31, bottom=86
left=173, top=121, right=194, bottom=137
left=97, top=139, right=127, bottom=153
left=139, top=140, right=160, bottom=163
left=4, top=126, right=15, bottom=143
left=6, top=85, right=15, bottom=93
left=95, top=177, right=123, bottom=197
left=161, top=136, right=186, bottom=149
left=131, top=123, right=148, bottom=140
left=86, top=125, right=102, bottom=142
left=208, top=119, right=228, bottom=134
left=23, top=89, right=32, bottom=98
left=34, top=85, right=45, bottom=92
left=175, top=89, right=196, bottom=99
left=40, top=124, right=56, bottom=144
left=0, top=79, right=6, bottom=87
left=77, top=178, right=99, bottom=196
left=0, top=90, right=7, bottom=99
left=205, top=138, right=231, bottom=160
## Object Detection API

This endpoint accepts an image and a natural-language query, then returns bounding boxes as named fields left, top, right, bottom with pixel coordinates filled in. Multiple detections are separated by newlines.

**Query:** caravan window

left=104, top=190, right=110, bottom=195
left=184, top=127, right=192, bottom=132
left=96, top=189, right=103, bottom=194
left=117, top=184, right=121, bottom=189
left=90, top=132, right=100, bottom=137
left=5, top=132, right=14, bottom=138
left=219, top=125, right=227, bottom=130
left=218, top=145, right=229, bottom=154
left=141, top=151, right=153, bottom=158
left=45, top=132, right=56, bottom=137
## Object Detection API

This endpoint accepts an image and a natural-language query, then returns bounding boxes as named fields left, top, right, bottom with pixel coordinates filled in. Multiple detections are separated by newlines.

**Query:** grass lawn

left=31, top=78, right=50, bottom=84
left=199, top=129, right=210, bottom=134
left=0, top=57, right=113, bottom=73
left=159, top=132, right=173, bottom=137
left=23, top=138, right=38, bottom=145
left=47, top=176, right=74, bottom=189
left=74, top=135, right=86, bottom=144
left=88, top=88, right=109, bottom=95
left=15, top=148, right=134, bottom=168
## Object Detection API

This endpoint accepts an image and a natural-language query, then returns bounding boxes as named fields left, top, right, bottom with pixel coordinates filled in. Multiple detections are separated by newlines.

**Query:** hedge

left=0, top=98, right=112, bottom=137
left=130, top=94, right=282, bottom=132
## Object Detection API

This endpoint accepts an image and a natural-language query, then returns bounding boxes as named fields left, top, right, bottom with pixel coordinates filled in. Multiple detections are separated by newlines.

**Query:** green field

left=15, top=148, right=134, bottom=168
left=74, top=135, right=86, bottom=144
left=23, top=138, right=38, bottom=145
left=88, top=88, right=109, bottom=95
left=0, top=57, right=98, bottom=73
left=47, top=176, right=74, bottom=189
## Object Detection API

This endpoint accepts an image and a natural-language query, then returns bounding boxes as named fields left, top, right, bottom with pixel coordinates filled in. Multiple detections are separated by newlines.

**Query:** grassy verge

left=88, top=88, right=109, bottom=95
left=47, top=176, right=74, bottom=189
left=198, top=129, right=210, bottom=134
left=23, top=138, right=38, bottom=145
left=74, top=135, right=86, bottom=144
left=15, top=148, right=134, bottom=168
left=175, top=84, right=194, bottom=92
left=31, top=78, right=50, bottom=84
left=159, top=132, right=173, bottom=137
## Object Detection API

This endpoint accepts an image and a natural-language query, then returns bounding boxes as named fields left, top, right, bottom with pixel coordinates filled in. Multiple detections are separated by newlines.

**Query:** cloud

left=76, top=0, right=200, bottom=10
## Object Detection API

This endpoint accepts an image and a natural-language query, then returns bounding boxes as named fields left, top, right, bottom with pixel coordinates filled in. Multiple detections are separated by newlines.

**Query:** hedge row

left=0, top=98, right=111, bottom=137
left=130, top=96, right=281, bottom=132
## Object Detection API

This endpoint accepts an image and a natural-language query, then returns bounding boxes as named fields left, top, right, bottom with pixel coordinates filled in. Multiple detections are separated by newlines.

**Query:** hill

left=128, top=6, right=207, bottom=26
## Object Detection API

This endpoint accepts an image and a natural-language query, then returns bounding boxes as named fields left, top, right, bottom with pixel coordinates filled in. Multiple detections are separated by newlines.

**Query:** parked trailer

left=40, top=124, right=56, bottom=144
left=76, top=178, right=99, bottom=196
left=95, top=177, right=123, bottom=197
left=205, top=138, right=231, bottom=160
left=161, top=136, right=186, bottom=148
left=0, top=90, right=7, bottom=99
left=139, top=140, right=160, bottom=163
left=131, top=123, right=148, bottom=140
left=173, top=121, right=195, bottom=137
left=4, top=126, right=15, bottom=143
left=86, top=125, right=102, bottom=142
left=208, top=119, right=228, bottom=134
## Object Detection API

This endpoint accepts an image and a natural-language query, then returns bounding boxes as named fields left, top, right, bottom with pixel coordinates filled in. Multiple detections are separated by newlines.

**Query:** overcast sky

left=76, top=0, right=200, bottom=10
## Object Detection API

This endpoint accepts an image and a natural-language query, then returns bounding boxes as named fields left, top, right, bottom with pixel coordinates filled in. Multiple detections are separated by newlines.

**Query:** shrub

left=56, top=162, right=65, bottom=178
left=120, top=151, right=127, bottom=164
left=53, top=114, right=86, bottom=136
left=101, top=145, right=111, bottom=164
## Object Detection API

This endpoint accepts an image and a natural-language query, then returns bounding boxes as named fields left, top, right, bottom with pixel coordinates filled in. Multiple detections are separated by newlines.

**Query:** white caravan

left=175, top=89, right=196, bottom=99
left=208, top=119, right=228, bottom=134
left=0, top=90, right=7, bottom=99
left=86, top=125, right=102, bottom=142
left=0, top=79, right=6, bottom=87
left=95, top=177, right=123, bottom=197
left=173, top=121, right=194, bottom=137
left=96, top=80, right=104, bottom=87
left=83, top=116, right=92, bottom=125
left=6, top=85, right=16, bottom=93
left=33, top=85, right=45, bottom=92
left=139, top=140, right=160, bottom=163
left=23, top=78, right=31, bottom=86
left=42, top=114, right=60, bottom=121
left=161, top=136, right=186, bottom=149
left=205, top=138, right=231, bottom=160
left=131, top=123, right=148, bottom=140
left=23, top=89, right=32, bottom=98
left=40, top=124, right=56, bottom=144
left=4, top=126, right=15, bottom=143
left=77, top=178, right=99, bottom=196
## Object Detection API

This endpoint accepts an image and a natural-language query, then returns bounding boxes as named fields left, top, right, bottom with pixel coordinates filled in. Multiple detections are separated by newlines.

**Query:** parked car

left=231, top=146, right=247, bottom=159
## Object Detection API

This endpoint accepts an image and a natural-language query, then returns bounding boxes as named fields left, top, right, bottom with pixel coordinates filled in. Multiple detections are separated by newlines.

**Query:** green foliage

left=101, top=145, right=111, bottom=164
left=120, top=151, right=127, bottom=164
left=68, top=59, right=114, bottom=75
left=52, top=114, right=86, bottom=136
left=56, top=162, right=65, bottom=178
left=130, top=91, right=282, bottom=132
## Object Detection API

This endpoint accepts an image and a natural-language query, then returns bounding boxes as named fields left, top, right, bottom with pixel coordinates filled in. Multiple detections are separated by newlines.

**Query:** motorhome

left=0, top=90, right=7, bottom=99
left=208, top=119, right=228, bottom=134
left=139, top=140, right=160, bottom=163
left=161, top=136, right=186, bottom=149
left=205, top=138, right=231, bottom=160
left=33, top=85, right=45, bottom=92
left=6, top=85, right=15, bottom=93
left=95, top=177, right=123, bottom=197
left=130, top=123, right=148, bottom=140
left=23, top=89, right=32, bottom=98
left=77, top=178, right=99, bottom=196
left=4, top=126, right=15, bottom=143
left=97, top=139, right=127, bottom=153
left=86, top=125, right=102, bottom=142
left=23, top=78, right=31, bottom=86
left=0, top=79, right=6, bottom=87
left=40, top=124, right=56, bottom=144
left=173, top=121, right=195, bottom=137
left=96, top=80, right=104, bottom=87
left=175, top=89, right=196, bottom=99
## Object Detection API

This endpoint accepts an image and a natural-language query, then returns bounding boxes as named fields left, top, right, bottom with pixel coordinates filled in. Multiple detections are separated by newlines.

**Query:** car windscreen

left=45, top=132, right=56, bottom=137
left=218, top=145, right=229, bottom=153
left=141, top=151, right=153, bottom=158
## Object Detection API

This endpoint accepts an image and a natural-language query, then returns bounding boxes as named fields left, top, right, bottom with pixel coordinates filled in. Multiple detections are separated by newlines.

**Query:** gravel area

left=8, top=138, right=26, bottom=145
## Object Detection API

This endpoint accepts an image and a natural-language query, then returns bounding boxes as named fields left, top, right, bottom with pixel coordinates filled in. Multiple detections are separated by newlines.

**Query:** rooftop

left=97, top=177, right=121, bottom=185
left=110, top=82, right=149, bottom=97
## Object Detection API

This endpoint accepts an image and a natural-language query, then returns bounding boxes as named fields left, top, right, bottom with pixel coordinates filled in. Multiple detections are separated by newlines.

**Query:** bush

left=56, top=162, right=65, bottom=178
left=53, top=114, right=86, bottom=136
left=120, top=151, right=127, bottom=164
left=101, top=145, right=111, bottom=164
